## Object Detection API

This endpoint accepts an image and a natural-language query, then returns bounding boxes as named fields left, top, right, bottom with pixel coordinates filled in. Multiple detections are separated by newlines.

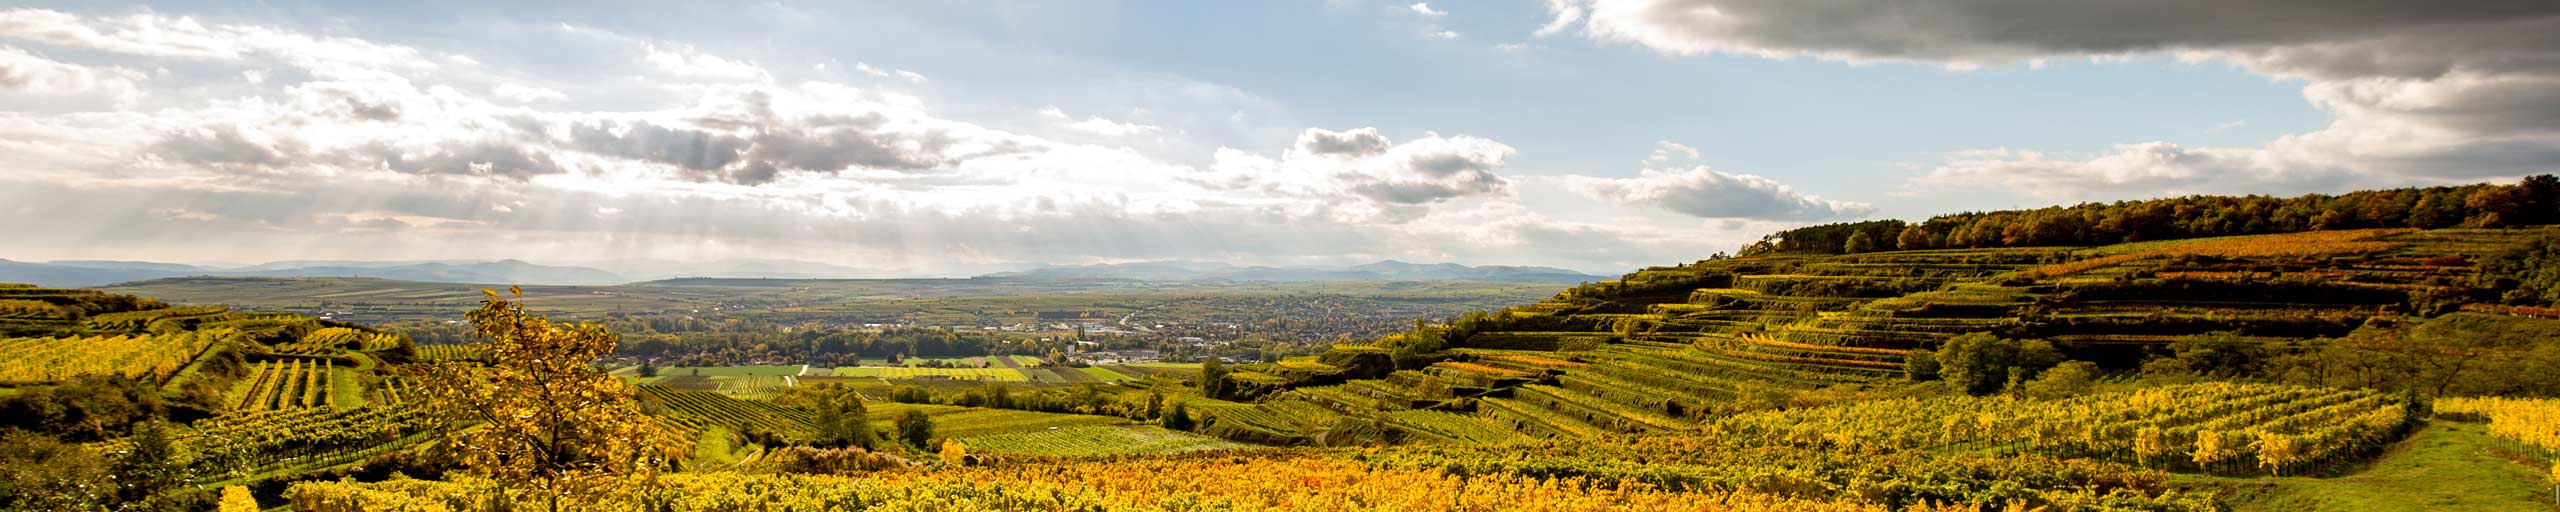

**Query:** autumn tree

left=895, top=409, right=935, bottom=450
left=419, top=288, right=680, bottom=511
left=1162, top=402, right=1194, bottom=430
left=1896, top=225, right=1930, bottom=251
left=810, top=388, right=877, bottom=450
left=1935, top=332, right=2064, bottom=396
left=1198, top=359, right=1234, bottom=400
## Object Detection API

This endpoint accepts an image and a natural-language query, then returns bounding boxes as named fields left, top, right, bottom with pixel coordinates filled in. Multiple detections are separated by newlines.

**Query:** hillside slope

left=1185, top=225, right=2560, bottom=449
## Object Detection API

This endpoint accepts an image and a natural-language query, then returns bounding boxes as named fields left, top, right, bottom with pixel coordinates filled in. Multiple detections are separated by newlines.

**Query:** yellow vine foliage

left=2438, top=396, right=2560, bottom=485
left=415, top=289, right=685, bottom=509
left=290, top=455, right=1966, bottom=512
left=938, top=438, right=967, bottom=466
left=2034, top=228, right=2410, bottom=277
left=217, top=486, right=257, bottom=512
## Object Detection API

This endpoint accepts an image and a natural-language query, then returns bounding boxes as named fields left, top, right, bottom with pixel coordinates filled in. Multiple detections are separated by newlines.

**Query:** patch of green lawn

left=2178, top=421, right=2557, bottom=512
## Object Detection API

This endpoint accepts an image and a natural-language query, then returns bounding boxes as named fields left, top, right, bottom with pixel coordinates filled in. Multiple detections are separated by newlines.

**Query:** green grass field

left=831, top=366, right=1027, bottom=381
left=1076, top=366, right=1135, bottom=382
left=2179, top=422, right=2558, bottom=511
left=960, top=425, right=1249, bottom=457
left=929, top=408, right=1135, bottom=438
left=656, top=364, right=806, bottom=377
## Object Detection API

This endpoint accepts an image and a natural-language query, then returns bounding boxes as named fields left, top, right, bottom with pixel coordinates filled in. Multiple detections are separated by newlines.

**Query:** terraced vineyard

left=641, top=384, right=819, bottom=440
left=1164, top=224, right=2560, bottom=457
left=1715, top=383, right=2419, bottom=474
left=958, top=425, right=1245, bottom=457
left=186, top=406, right=432, bottom=483
left=0, top=331, right=219, bottom=384
left=230, top=360, right=355, bottom=412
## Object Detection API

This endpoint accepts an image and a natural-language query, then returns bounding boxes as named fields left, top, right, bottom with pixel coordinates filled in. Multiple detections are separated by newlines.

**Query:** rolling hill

left=9, top=178, right=2560, bottom=511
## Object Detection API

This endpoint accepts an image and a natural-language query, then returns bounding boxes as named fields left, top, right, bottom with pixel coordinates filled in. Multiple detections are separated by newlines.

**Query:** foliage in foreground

left=289, top=454, right=1980, bottom=512
left=413, top=288, right=682, bottom=509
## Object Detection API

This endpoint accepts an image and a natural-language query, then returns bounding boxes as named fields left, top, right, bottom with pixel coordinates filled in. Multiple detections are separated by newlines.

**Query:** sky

left=1, top=1, right=2554, bottom=276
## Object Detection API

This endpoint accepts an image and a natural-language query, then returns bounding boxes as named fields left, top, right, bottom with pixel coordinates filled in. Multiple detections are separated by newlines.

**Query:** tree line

left=1743, top=175, right=2559, bottom=256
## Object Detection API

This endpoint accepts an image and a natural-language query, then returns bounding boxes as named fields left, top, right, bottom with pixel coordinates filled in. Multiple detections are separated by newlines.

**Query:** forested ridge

left=1747, top=175, right=2559, bottom=255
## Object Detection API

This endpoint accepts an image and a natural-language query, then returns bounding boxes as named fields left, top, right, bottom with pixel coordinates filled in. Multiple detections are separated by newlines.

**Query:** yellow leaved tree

left=418, top=287, right=682, bottom=511
left=939, top=437, right=969, bottom=466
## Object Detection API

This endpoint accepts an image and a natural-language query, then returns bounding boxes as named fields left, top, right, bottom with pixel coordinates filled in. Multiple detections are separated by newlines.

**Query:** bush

left=1902, top=350, right=1940, bottom=382
left=1935, top=333, right=2064, bottom=396
left=895, top=410, right=934, bottom=450
left=753, top=446, right=907, bottom=475
left=2021, top=361, right=2098, bottom=399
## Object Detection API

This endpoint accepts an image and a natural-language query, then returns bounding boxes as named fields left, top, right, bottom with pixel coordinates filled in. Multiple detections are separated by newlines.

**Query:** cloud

left=1199, top=128, right=1516, bottom=211
left=855, top=62, right=928, bottom=83
left=1902, top=142, right=2358, bottom=200
left=0, top=7, right=440, bottom=74
left=1538, top=0, right=2560, bottom=198
left=0, top=8, right=253, bottom=59
left=1645, top=140, right=1699, bottom=163
left=1532, top=0, right=1585, bottom=38
left=1292, top=126, right=1392, bottom=157
left=1571, top=166, right=1873, bottom=220
left=0, top=7, right=1783, bottom=275
left=1038, top=106, right=1161, bottom=137
left=150, top=125, right=305, bottom=168
left=644, top=43, right=766, bottom=81
left=492, top=83, right=565, bottom=103
left=0, top=45, right=139, bottom=97
left=1407, top=3, right=1447, bottom=17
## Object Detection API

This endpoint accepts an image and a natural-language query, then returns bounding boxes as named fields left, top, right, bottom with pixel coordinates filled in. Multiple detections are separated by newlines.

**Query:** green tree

left=1902, top=349, right=1941, bottom=382
left=2481, top=233, right=2560, bottom=307
left=636, top=361, right=659, bottom=378
left=2022, top=361, right=2099, bottom=399
left=894, top=409, right=935, bottom=450
left=1198, top=359, right=1233, bottom=400
left=811, top=389, right=876, bottom=450
left=419, top=288, right=681, bottom=512
left=1896, top=225, right=1930, bottom=251
left=1843, top=230, right=1877, bottom=254
left=1935, top=332, right=2064, bottom=395
left=1162, top=401, right=1194, bottom=431
left=109, top=419, right=190, bottom=510
left=0, top=431, right=109, bottom=510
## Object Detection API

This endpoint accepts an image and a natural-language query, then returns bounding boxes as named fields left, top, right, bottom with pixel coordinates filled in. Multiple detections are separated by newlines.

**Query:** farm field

left=830, top=366, right=1029, bottom=381
left=959, top=425, right=1249, bottom=457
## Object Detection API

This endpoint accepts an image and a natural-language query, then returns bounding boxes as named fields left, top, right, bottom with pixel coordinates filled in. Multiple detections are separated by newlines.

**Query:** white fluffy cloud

left=0, top=7, right=1823, bottom=273
left=1039, top=106, right=1162, bottom=137
left=0, top=45, right=138, bottom=98
left=1539, top=0, right=2560, bottom=199
left=644, top=43, right=767, bottom=81
left=1569, top=166, right=1873, bottom=220
left=1196, top=127, right=1516, bottom=216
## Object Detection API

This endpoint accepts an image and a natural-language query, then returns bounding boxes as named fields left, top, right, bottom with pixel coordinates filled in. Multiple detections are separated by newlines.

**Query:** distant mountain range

left=986, top=260, right=1605, bottom=283
left=0, top=259, right=635, bottom=288
left=1, top=257, right=1605, bottom=288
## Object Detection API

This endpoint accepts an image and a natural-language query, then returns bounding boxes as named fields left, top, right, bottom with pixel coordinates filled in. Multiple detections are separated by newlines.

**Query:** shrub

left=1935, top=333, right=2063, bottom=396
left=2022, top=361, right=2098, bottom=399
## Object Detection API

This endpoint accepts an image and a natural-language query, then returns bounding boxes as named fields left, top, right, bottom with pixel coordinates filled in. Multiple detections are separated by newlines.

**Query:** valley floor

left=2180, top=421, right=2557, bottom=512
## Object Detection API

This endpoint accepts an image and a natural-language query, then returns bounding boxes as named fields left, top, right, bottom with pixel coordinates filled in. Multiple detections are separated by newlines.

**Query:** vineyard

left=11, top=211, right=2560, bottom=510
left=640, top=384, right=819, bottom=440
left=2438, top=396, right=2560, bottom=486
left=1712, top=383, right=2420, bottom=475
left=0, top=331, right=218, bottom=384
left=186, top=406, right=432, bottom=483
left=958, top=425, right=1247, bottom=457
left=287, top=454, right=1987, bottom=512
left=229, top=358, right=343, bottom=411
